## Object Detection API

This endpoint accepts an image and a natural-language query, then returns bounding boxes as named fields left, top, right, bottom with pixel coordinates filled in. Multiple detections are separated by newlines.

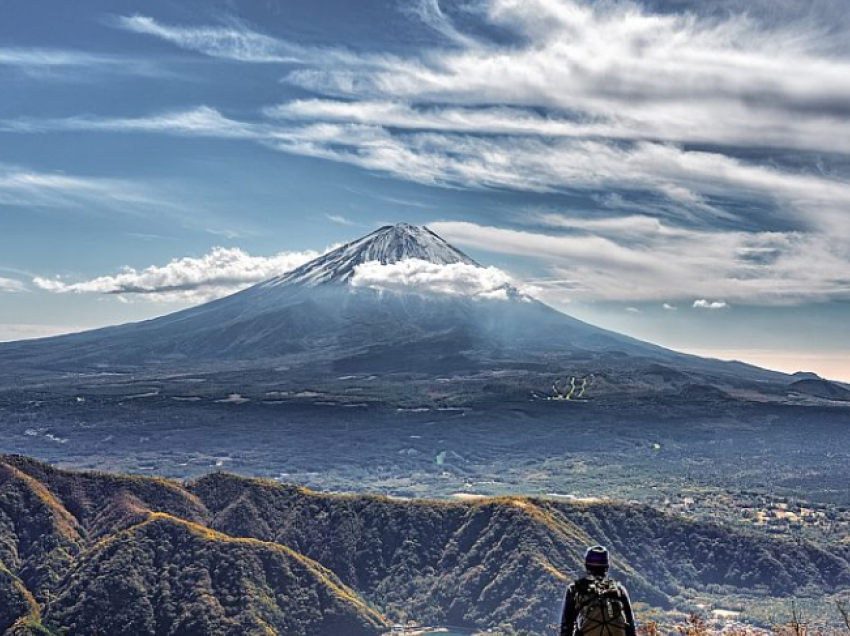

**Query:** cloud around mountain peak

left=30, top=229, right=528, bottom=304
left=350, top=258, right=520, bottom=301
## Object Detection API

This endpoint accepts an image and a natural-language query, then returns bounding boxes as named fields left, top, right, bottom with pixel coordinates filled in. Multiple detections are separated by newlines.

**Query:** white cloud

left=0, top=48, right=111, bottom=68
left=279, top=0, right=850, bottom=155
left=326, top=213, right=358, bottom=226
left=626, top=307, right=641, bottom=313
left=430, top=221, right=657, bottom=270
left=0, top=164, right=162, bottom=210
left=406, top=0, right=480, bottom=47
left=663, top=303, right=677, bottom=311
left=33, top=246, right=321, bottom=303
left=117, top=15, right=300, bottom=63
left=528, top=212, right=672, bottom=236
left=114, top=15, right=401, bottom=69
left=2, top=106, right=257, bottom=139
left=431, top=221, right=850, bottom=305
left=0, top=47, right=160, bottom=78
left=267, top=97, right=850, bottom=156
left=114, top=6, right=850, bottom=154
left=74, top=5, right=850, bottom=222
left=8, top=111, right=850, bottom=236
left=262, top=126, right=850, bottom=235
left=0, top=277, right=26, bottom=293
left=693, top=299, right=729, bottom=309
left=350, top=258, right=519, bottom=300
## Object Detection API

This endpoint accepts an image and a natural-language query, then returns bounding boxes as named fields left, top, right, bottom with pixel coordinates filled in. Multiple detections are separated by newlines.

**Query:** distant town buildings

left=656, top=490, right=846, bottom=540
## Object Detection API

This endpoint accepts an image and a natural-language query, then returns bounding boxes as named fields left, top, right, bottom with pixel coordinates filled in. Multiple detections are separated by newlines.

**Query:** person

left=559, top=546, right=637, bottom=636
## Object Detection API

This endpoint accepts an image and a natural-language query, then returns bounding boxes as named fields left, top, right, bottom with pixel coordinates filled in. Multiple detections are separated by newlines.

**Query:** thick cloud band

left=350, top=259, right=519, bottom=300
left=34, top=247, right=320, bottom=303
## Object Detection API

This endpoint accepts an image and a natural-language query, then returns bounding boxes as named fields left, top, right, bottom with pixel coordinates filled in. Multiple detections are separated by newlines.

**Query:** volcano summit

left=265, top=223, right=479, bottom=286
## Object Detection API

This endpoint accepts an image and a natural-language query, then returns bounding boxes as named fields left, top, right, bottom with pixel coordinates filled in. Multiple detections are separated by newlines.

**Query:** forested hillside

left=0, top=457, right=386, bottom=636
left=2, top=456, right=850, bottom=635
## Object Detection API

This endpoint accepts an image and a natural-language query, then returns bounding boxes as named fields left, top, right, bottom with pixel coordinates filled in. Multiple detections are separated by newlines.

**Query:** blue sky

left=1, top=0, right=849, bottom=380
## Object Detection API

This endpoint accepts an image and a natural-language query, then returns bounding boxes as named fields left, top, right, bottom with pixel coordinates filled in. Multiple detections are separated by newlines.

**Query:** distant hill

left=789, top=378, right=850, bottom=401
left=3, top=456, right=850, bottom=635
left=790, top=372, right=822, bottom=381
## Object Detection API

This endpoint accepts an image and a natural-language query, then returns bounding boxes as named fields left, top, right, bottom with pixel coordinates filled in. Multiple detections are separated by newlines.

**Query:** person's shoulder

left=611, top=580, right=630, bottom=596
left=573, top=576, right=597, bottom=593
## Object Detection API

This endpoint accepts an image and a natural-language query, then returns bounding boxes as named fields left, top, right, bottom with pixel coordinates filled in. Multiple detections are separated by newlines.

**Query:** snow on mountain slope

left=263, top=223, right=478, bottom=288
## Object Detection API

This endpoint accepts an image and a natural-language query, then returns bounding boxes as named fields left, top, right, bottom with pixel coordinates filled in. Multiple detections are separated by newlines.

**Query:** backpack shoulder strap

left=574, top=577, right=602, bottom=611
left=574, top=577, right=597, bottom=599
left=610, top=580, right=628, bottom=599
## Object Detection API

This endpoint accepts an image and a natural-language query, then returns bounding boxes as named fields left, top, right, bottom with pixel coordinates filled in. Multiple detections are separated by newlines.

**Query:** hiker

left=559, top=545, right=637, bottom=636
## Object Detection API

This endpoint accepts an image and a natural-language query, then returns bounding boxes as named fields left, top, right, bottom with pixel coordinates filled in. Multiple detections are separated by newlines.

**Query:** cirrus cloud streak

left=0, top=277, right=27, bottom=293
left=430, top=220, right=850, bottom=306
left=10, top=109, right=849, bottom=235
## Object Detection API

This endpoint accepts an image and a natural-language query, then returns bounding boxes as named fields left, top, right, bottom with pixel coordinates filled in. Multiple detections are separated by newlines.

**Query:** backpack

left=574, top=577, right=630, bottom=636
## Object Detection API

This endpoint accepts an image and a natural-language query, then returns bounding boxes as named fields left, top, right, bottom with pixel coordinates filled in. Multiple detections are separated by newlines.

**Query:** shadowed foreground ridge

left=2, top=456, right=850, bottom=635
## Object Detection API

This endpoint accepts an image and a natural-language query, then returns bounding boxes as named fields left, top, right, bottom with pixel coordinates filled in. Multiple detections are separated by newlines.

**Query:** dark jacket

left=559, top=576, right=637, bottom=636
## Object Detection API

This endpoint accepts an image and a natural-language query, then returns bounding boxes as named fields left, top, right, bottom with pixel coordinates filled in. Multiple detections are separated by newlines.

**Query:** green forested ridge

left=0, top=457, right=385, bottom=636
left=0, top=559, right=38, bottom=633
left=2, top=455, right=850, bottom=636
left=0, top=462, right=83, bottom=600
left=0, top=455, right=209, bottom=537
left=0, top=555, right=55, bottom=636
left=48, top=514, right=384, bottom=636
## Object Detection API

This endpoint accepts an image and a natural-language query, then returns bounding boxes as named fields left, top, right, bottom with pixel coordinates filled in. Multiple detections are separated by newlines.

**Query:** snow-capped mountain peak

left=263, top=223, right=479, bottom=287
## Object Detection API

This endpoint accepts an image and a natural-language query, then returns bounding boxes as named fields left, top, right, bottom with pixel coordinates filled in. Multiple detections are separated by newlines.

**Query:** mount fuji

left=0, top=223, right=799, bottom=402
